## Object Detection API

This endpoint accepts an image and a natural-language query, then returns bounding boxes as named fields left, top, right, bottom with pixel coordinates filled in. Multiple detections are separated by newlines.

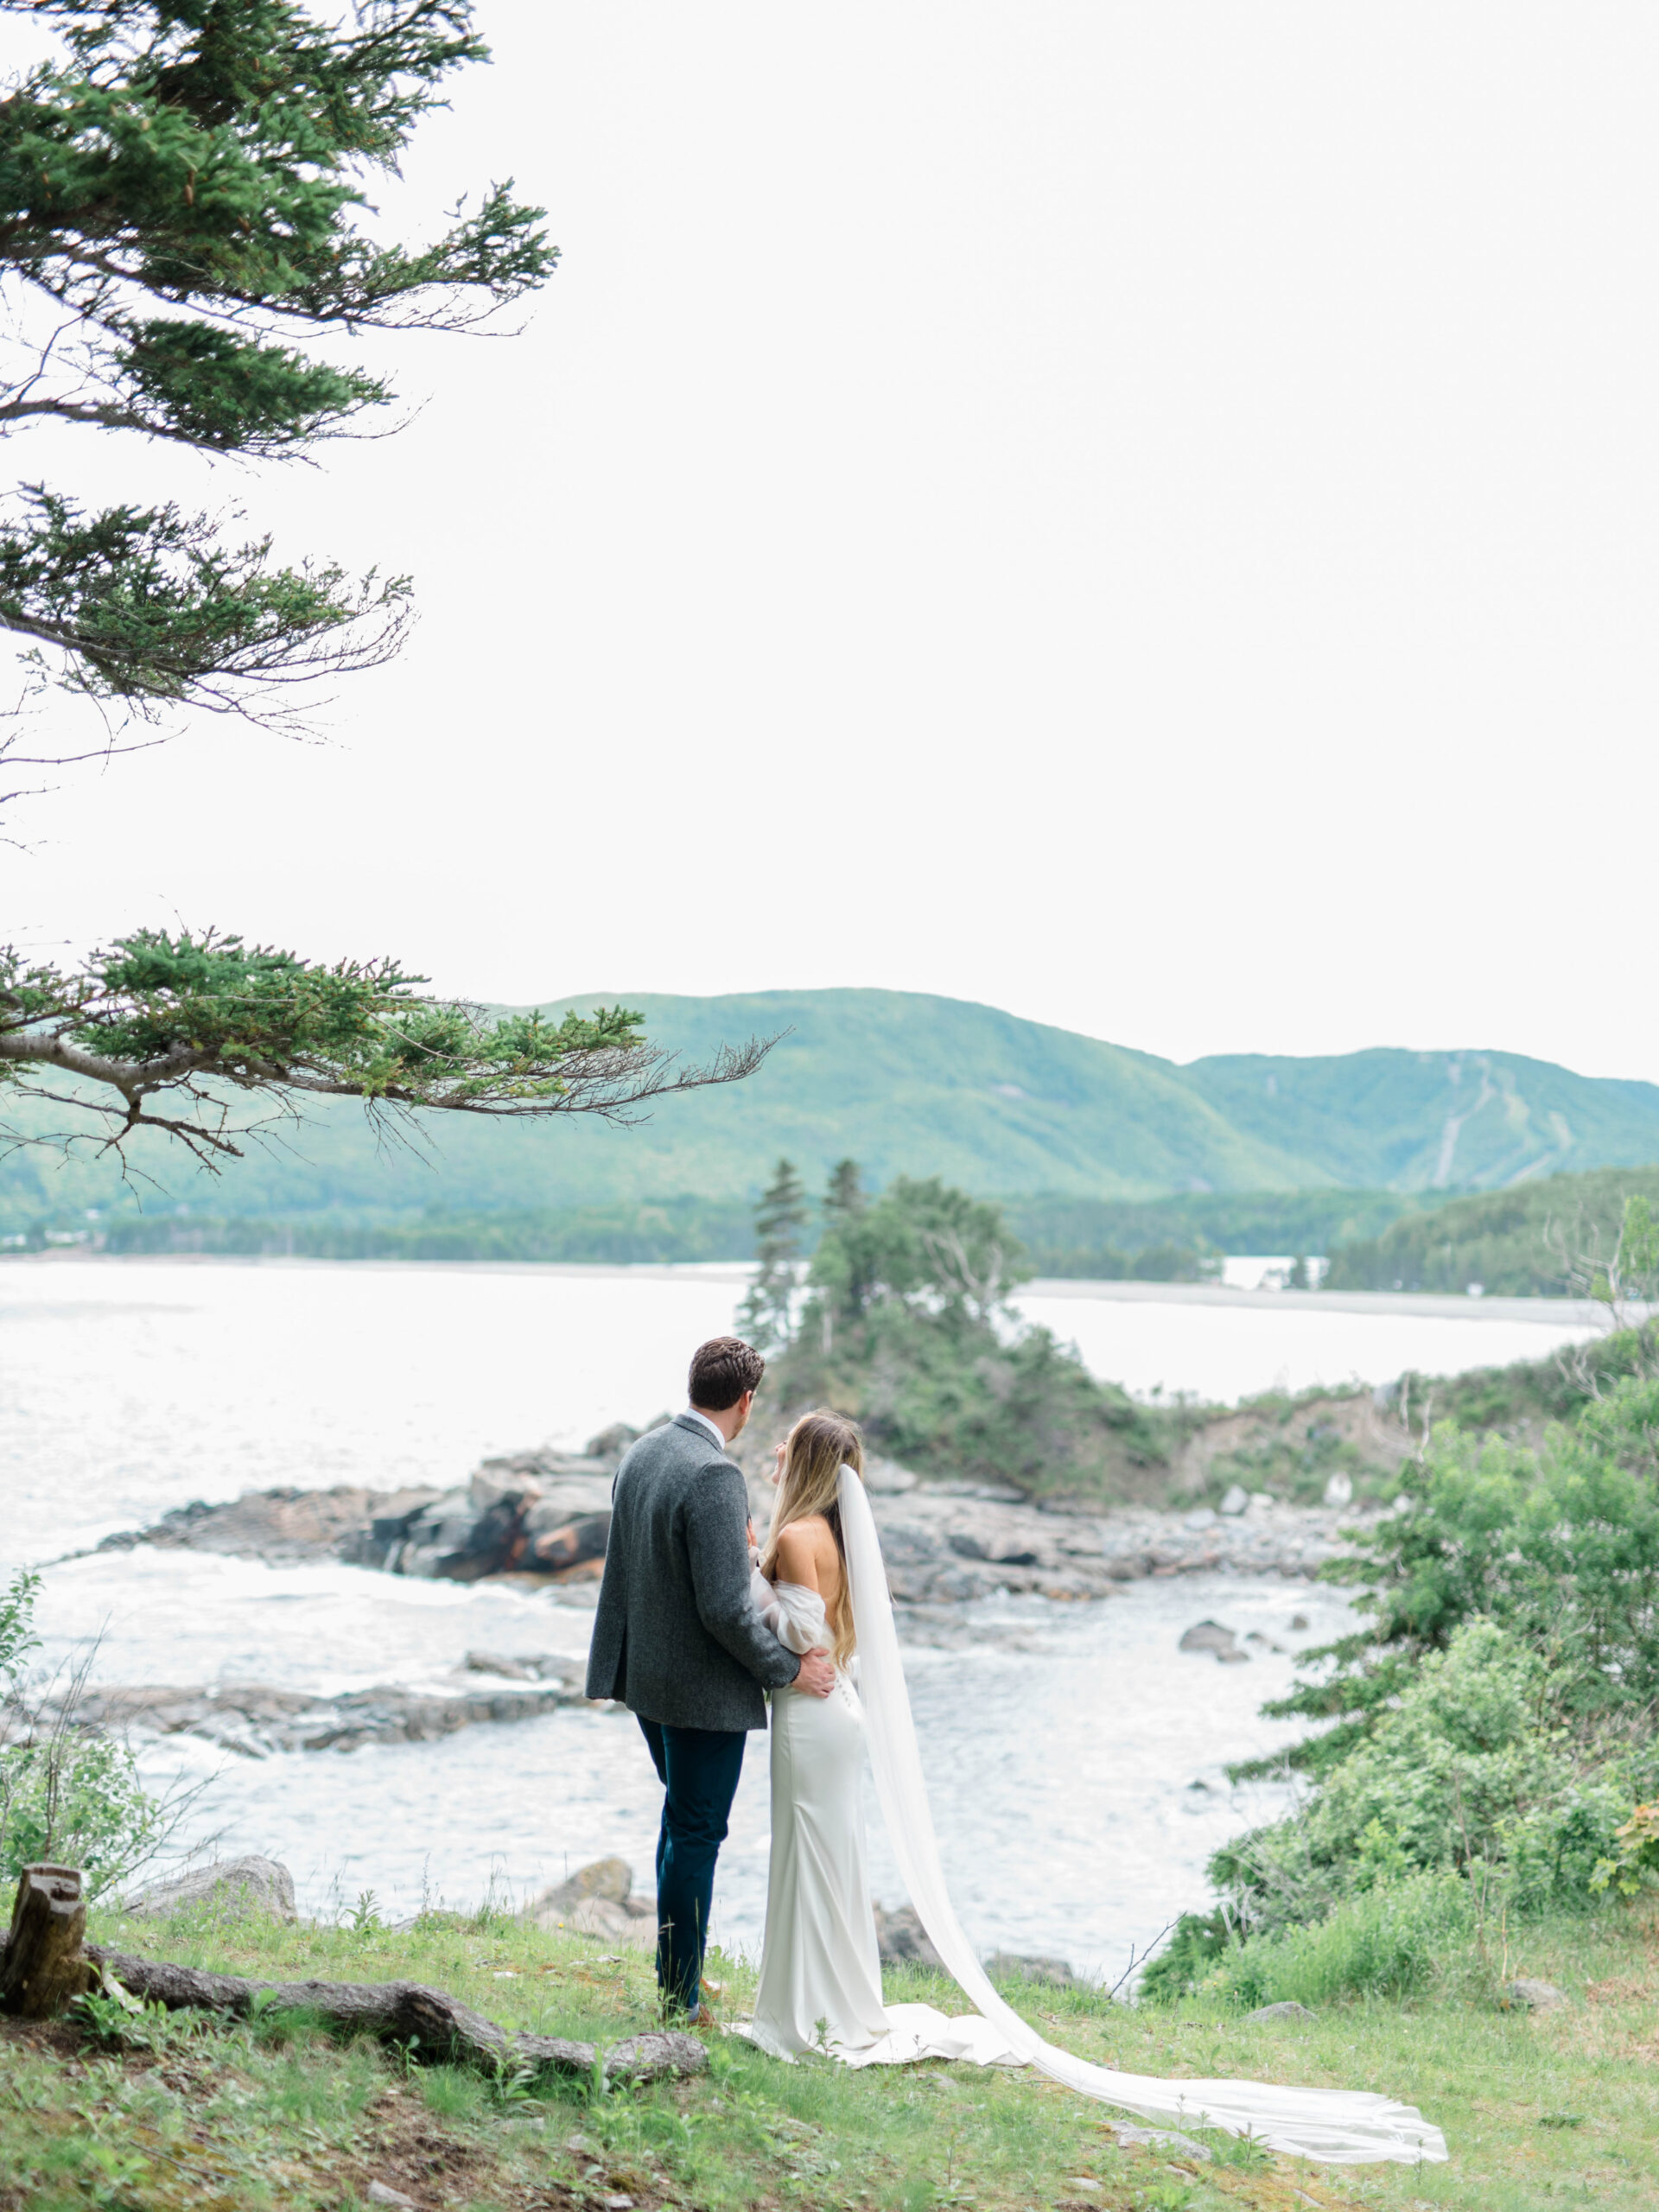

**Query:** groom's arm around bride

left=586, top=1335, right=833, bottom=2018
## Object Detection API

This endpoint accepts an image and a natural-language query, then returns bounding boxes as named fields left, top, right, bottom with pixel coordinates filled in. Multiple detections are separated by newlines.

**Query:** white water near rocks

left=2, top=1256, right=1600, bottom=1965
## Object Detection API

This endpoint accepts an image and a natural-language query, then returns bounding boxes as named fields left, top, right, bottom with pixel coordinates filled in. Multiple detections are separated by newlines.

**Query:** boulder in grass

left=540, top=1857, right=632, bottom=1910
left=873, top=1902, right=944, bottom=1970
left=1245, top=1999, right=1315, bottom=2021
left=985, top=1949, right=1077, bottom=1989
left=1500, top=1978, right=1568, bottom=2012
left=528, top=1857, right=657, bottom=1948
left=569, top=1897, right=658, bottom=1948
left=125, top=1854, right=296, bottom=1923
left=1110, top=2123, right=1212, bottom=2160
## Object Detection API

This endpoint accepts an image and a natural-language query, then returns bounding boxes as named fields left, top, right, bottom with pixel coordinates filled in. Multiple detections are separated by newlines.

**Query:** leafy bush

left=1218, top=1622, right=1639, bottom=1941
left=1257, top=1370, right=1659, bottom=1776
left=0, top=1570, right=173, bottom=1896
left=0, top=1570, right=39, bottom=1681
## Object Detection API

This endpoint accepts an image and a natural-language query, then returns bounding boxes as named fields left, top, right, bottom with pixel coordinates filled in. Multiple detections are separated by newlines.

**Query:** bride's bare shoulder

left=773, top=1516, right=835, bottom=1584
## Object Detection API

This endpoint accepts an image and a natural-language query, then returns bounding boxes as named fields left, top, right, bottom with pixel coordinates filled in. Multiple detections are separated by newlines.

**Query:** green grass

left=2, top=1897, right=1656, bottom=2210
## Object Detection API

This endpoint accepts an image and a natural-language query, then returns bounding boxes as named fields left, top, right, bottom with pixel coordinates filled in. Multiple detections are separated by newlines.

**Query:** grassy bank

left=4, top=1897, right=1656, bottom=2211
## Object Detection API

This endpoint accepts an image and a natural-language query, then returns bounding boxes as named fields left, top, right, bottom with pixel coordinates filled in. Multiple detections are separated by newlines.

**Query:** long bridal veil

left=836, top=1466, right=1447, bottom=2168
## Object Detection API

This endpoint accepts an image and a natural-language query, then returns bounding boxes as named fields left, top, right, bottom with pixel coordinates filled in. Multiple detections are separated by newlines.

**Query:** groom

left=587, top=1334, right=835, bottom=2019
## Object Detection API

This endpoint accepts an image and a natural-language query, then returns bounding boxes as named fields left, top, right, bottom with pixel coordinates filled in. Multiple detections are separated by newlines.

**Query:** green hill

left=6, top=989, right=1659, bottom=1240
left=1182, top=1046, right=1659, bottom=1192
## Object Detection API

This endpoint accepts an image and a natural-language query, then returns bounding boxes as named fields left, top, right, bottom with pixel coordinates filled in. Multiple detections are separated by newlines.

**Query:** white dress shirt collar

left=683, top=1406, right=727, bottom=1448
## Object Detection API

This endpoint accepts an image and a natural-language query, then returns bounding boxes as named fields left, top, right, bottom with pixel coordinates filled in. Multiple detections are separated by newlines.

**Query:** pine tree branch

left=0, top=930, right=779, bottom=1166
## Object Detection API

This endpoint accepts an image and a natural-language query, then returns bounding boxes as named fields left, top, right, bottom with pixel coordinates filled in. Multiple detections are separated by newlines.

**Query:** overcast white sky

left=9, top=4, right=1659, bottom=1077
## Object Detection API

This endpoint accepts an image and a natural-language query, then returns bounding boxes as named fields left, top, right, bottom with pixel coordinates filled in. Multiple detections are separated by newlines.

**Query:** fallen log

left=0, top=1867, right=703, bottom=2087
left=79, top=1944, right=705, bottom=2086
left=1, top=1866, right=96, bottom=2018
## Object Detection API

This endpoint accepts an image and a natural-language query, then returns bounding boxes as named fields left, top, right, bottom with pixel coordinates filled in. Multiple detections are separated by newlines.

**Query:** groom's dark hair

left=689, top=1336, right=765, bottom=1410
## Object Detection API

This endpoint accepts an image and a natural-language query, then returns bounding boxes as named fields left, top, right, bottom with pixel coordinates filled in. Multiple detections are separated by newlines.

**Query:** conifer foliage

left=739, top=1155, right=809, bottom=1349
left=1, top=932, right=772, bottom=1165
left=0, top=7, right=773, bottom=1166
left=0, top=0, right=556, bottom=717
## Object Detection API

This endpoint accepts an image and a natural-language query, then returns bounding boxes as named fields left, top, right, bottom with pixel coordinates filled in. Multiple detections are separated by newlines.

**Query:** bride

left=743, top=1409, right=1448, bottom=2170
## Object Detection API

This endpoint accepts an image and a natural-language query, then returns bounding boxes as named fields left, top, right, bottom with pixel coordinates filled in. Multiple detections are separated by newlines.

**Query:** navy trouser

left=637, top=1716, right=747, bottom=2012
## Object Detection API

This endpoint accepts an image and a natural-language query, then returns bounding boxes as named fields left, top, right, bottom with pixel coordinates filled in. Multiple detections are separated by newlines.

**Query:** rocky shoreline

left=48, top=1653, right=594, bottom=1759
left=96, top=1400, right=1401, bottom=1607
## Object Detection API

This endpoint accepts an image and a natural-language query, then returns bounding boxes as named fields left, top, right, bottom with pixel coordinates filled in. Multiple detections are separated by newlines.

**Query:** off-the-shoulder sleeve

left=751, top=1572, right=830, bottom=1655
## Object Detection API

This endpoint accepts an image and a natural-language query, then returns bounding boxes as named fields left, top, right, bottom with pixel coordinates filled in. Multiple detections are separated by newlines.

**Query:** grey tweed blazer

left=585, top=1414, right=800, bottom=1731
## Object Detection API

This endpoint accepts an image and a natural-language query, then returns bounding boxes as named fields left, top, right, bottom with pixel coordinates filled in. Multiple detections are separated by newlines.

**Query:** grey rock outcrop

left=873, top=1902, right=944, bottom=1970
left=463, top=1651, right=582, bottom=1685
left=61, top=1675, right=585, bottom=1758
left=100, top=1413, right=1382, bottom=1602
left=126, top=1854, right=296, bottom=1921
left=985, top=1949, right=1076, bottom=1989
left=1245, top=1999, right=1315, bottom=2020
left=1500, top=1978, right=1568, bottom=2011
left=1179, top=1619, right=1249, bottom=1663
left=527, top=1858, right=657, bottom=1948
left=1109, top=2123, right=1213, bottom=2159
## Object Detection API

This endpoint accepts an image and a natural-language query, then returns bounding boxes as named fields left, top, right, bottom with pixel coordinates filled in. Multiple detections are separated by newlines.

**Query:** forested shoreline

left=15, top=1162, right=1657, bottom=1307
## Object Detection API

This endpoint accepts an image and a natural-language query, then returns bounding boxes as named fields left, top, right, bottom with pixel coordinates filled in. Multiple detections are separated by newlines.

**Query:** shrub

left=0, top=1572, right=174, bottom=1896
left=1258, top=1372, right=1659, bottom=1775
left=1217, top=1622, right=1637, bottom=1938
left=1201, top=1871, right=1478, bottom=2010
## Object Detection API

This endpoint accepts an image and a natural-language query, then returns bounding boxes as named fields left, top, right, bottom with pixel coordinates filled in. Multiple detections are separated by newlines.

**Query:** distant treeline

left=40, top=1187, right=1432, bottom=1273
left=1321, top=1166, right=1659, bottom=1295
left=15, top=1170, right=1656, bottom=1292
left=89, top=1198, right=753, bottom=1266
left=1006, top=1189, right=1444, bottom=1277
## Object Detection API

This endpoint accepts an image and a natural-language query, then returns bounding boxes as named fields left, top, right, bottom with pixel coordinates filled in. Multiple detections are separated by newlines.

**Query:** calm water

left=2, top=1256, right=1600, bottom=1964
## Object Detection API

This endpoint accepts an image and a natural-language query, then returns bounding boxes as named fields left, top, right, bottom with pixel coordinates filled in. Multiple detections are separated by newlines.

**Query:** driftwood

left=0, top=1868, right=703, bottom=2086
left=79, top=1946, right=702, bottom=2083
left=1, top=1866, right=96, bottom=2018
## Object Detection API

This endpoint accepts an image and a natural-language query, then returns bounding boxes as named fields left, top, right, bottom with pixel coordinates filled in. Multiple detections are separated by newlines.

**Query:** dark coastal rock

left=125, top=1855, right=297, bottom=1922
left=463, top=1652, right=582, bottom=1685
left=98, top=1413, right=1376, bottom=1603
left=104, top=1429, right=628, bottom=1586
left=1178, top=1619, right=1249, bottom=1663
left=104, top=1485, right=443, bottom=1565
left=57, top=1677, right=584, bottom=1758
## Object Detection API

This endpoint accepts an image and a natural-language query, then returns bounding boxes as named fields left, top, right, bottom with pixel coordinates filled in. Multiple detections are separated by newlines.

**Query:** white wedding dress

left=740, top=1468, right=1449, bottom=2169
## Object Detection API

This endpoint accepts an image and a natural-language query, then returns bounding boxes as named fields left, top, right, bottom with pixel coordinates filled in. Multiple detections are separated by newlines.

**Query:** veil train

left=836, top=1465, right=1448, bottom=2169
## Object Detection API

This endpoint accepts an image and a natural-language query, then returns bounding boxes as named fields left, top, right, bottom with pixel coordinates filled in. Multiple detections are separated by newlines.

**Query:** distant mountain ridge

left=4, top=988, right=1658, bottom=1230
left=1180, top=1046, right=1659, bottom=1194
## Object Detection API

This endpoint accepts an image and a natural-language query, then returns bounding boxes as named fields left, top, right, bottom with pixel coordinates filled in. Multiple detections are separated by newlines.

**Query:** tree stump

left=0, top=1865, right=95, bottom=2018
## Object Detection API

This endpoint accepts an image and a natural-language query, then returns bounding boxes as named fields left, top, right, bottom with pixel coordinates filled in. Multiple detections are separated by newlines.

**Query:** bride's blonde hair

left=760, top=1408, right=865, bottom=1669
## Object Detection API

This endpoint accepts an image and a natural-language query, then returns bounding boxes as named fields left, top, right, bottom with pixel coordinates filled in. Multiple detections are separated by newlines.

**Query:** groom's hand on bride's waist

left=795, top=1649, right=835, bottom=1699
